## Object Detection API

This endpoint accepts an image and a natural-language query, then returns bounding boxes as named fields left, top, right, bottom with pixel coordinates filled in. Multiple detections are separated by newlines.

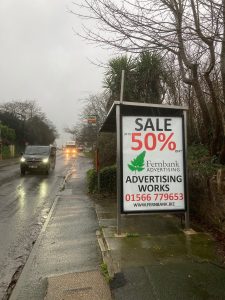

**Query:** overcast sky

left=0, top=0, right=112, bottom=145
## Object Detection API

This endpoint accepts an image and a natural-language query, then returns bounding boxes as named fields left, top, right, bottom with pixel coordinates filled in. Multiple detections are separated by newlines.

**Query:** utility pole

left=0, top=121, right=2, bottom=160
left=117, top=70, right=125, bottom=235
left=86, top=114, right=100, bottom=191
left=93, top=115, right=100, bottom=192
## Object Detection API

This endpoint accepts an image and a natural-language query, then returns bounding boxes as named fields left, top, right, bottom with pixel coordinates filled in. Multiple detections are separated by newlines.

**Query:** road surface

left=0, top=152, right=73, bottom=298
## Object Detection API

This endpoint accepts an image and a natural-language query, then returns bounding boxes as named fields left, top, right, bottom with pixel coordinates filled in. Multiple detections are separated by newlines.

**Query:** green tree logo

left=128, top=151, right=146, bottom=172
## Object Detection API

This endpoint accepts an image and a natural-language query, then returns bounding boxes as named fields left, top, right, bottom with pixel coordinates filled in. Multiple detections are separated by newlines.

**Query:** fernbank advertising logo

left=128, top=151, right=146, bottom=172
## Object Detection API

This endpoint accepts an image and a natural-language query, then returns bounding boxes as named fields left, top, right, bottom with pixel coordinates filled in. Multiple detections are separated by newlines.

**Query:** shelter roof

left=100, top=101, right=188, bottom=133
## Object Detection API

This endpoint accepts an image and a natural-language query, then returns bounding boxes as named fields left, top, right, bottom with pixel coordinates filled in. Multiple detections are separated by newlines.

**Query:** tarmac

left=2, top=156, right=225, bottom=299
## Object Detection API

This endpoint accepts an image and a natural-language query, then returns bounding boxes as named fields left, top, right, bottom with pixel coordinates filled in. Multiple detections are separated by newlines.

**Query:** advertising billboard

left=122, top=115, right=186, bottom=213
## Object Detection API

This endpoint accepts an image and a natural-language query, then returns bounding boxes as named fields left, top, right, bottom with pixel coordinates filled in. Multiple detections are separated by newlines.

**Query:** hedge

left=87, top=165, right=117, bottom=194
left=87, top=169, right=98, bottom=193
left=2, top=145, right=11, bottom=159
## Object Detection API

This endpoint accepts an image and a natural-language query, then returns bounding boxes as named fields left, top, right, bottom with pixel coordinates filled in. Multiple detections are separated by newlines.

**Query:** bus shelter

left=100, top=101, right=189, bottom=234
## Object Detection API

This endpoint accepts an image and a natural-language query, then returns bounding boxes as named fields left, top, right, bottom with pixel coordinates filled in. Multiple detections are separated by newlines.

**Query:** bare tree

left=0, top=100, right=45, bottom=121
left=71, top=0, right=225, bottom=161
left=82, top=92, right=109, bottom=129
left=64, top=92, right=109, bottom=145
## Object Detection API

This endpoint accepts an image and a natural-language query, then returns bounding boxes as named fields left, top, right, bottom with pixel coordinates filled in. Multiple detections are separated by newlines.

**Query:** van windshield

left=25, top=146, right=50, bottom=155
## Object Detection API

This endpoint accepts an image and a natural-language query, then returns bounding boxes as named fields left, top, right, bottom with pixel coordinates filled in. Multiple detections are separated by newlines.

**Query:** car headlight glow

left=20, top=157, right=26, bottom=162
left=42, top=158, right=49, bottom=163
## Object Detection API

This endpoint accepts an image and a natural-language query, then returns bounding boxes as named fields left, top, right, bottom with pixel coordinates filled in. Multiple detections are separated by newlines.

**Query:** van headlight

left=42, top=158, right=49, bottom=164
left=20, top=157, right=26, bottom=163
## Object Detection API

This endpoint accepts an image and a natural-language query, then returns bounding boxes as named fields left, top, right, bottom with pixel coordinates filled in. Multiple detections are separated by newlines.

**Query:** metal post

left=116, top=70, right=125, bottom=234
left=0, top=121, right=2, bottom=160
left=96, top=138, right=100, bottom=192
left=95, top=116, right=100, bottom=192
left=114, top=70, right=125, bottom=234
left=120, top=70, right=125, bottom=103
left=183, top=110, right=190, bottom=230
left=116, top=104, right=122, bottom=235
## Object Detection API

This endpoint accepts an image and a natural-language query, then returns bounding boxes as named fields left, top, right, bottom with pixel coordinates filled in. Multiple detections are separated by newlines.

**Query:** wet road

left=0, top=153, right=74, bottom=298
left=9, top=155, right=102, bottom=300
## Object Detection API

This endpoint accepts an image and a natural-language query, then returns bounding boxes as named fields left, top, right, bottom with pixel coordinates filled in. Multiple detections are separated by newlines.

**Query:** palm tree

left=104, top=55, right=136, bottom=110
left=104, top=52, right=167, bottom=108
left=135, top=52, right=166, bottom=104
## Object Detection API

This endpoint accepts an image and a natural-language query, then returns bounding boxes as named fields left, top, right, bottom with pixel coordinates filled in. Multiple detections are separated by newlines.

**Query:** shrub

left=87, top=169, right=97, bottom=193
left=2, top=145, right=11, bottom=159
left=100, top=165, right=117, bottom=193
left=188, top=144, right=223, bottom=176
left=87, top=165, right=117, bottom=194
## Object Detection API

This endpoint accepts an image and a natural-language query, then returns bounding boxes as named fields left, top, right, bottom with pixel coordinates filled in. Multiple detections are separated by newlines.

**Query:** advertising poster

left=122, top=116, right=186, bottom=213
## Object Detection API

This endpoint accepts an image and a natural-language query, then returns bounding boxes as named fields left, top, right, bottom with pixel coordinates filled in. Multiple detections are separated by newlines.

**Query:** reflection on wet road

left=0, top=153, right=76, bottom=298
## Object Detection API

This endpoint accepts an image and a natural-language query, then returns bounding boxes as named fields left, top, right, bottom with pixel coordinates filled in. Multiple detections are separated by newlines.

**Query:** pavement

left=0, top=157, right=19, bottom=168
left=5, top=156, right=225, bottom=299
left=95, top=195, right=225, bottom=299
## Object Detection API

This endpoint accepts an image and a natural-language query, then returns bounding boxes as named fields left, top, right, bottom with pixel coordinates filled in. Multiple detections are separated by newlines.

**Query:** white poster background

left=122, top=116, right=185, bottom=212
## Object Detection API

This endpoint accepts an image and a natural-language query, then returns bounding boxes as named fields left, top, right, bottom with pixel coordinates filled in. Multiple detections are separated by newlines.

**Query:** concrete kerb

left=59, top=169, right=75, bottom=191
left=95, top=208, right=120, bottom=279
left=96, top=230, right=118, bottom=280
